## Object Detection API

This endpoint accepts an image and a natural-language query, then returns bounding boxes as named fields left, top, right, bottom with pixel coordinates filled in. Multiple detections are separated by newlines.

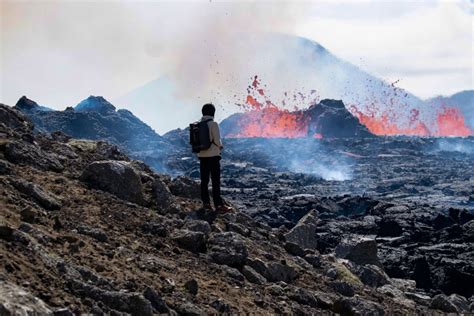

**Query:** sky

left=1, top=0, right=472, bottom=133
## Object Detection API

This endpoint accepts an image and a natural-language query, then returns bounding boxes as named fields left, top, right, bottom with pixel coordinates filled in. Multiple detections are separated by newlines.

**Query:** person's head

left=202, top=103, right=216, bottom=117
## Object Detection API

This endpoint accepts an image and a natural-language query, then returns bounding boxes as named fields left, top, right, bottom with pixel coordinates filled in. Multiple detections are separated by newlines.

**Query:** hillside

left=13, top=96, right=173, bottom=172
left=3, top=103, right=472, bottom=314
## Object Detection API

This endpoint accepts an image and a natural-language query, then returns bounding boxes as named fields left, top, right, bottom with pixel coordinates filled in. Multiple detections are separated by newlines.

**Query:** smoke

left=288, top=159, right=353, bottom=181
left=434, top=138, right=474, bottom=155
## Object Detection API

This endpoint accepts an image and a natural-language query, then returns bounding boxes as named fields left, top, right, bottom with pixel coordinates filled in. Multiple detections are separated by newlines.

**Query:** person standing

left=196, top=103, right=232, bottom=213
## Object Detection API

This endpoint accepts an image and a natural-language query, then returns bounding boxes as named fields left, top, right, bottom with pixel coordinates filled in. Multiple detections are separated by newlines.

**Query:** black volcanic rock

left=14, top=96, right=173, bottom=171
left=15, top=96, right=52, bottom=112
left=75, top=96, right=116, bottom=114
left=306, top=99, right=373, bottom=138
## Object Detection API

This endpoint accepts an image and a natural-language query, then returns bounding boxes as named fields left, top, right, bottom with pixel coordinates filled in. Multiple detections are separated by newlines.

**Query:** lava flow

left=227, top=76, right=313, bottom=138
left=227, top=76, right=472, bottom=138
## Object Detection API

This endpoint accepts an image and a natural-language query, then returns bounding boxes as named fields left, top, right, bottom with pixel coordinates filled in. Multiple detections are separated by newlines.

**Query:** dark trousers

left=199, top=156, right=223, bottom=206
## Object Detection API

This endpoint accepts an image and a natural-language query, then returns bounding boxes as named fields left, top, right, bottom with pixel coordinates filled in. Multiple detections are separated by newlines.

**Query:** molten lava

left=228, top=76, right=472, bottom=138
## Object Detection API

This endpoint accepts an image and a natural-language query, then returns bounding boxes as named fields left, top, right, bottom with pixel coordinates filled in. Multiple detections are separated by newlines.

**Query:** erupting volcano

left=221, top=76, right=472, bottom=138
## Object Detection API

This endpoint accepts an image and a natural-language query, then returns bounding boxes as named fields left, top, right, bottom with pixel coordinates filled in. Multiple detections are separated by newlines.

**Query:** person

left=197, top=103, right=232, bottom=213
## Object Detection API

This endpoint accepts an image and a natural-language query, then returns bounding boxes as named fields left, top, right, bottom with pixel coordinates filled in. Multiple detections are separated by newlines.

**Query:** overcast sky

left=1, top=0, right=472, bottom=112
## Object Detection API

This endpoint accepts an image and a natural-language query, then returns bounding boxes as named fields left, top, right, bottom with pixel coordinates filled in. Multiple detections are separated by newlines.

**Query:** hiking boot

left=216, top=205, right=233, bottom=213
left=202, top=203, right=213, bottom=211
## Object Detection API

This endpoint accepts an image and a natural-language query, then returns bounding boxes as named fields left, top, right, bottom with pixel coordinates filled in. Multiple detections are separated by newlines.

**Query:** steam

left=435, top=138, right=474, bottom=154
left=289, top=159, right=352, bottom=181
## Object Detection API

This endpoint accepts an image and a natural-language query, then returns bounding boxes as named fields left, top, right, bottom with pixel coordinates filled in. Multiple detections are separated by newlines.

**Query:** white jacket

left=197, top=115, right=223, bottom=158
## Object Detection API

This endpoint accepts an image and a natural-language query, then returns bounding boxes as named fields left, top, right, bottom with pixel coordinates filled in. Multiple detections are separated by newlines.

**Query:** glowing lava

left=227, top=76, right=472, bottom=138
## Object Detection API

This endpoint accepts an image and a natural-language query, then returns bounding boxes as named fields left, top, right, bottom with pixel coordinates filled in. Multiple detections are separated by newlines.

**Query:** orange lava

left=348, top=103, right=472, bottom=137
left=434, top=106, right=472, bottom=137
left=231, top=76, right=472, bottom=138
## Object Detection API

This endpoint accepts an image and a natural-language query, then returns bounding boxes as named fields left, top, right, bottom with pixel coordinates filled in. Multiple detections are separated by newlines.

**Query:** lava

left=229, top=76, right=472, bottom=138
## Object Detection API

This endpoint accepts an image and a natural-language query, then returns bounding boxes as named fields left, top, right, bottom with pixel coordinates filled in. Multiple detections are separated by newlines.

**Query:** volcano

left=114, top=34, right=472, bottom=137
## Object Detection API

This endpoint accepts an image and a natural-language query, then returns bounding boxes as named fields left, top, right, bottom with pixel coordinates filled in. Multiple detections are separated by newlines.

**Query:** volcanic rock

left=207, top=232, right=248, bottom=268
left=5, top=141, right=64, bottom=172
left=80, top=160, right=144, bottom=205
left=284, top=210, right=318, bottom=250
left=335, top=235, right=380, bottom=266
left=430, top=294, right=470, bottom=313
left=0, top=281, right=53, bottom=315
left=333, top=296, right=385, bottom=316
left=151, top=178, right=175, bottom=209
left=171, top=229, right=206, bottom=253
left=265, top=262, right=297, bottom=283
left=242, top=265, right=267, bottom=284
left=10, top=178, right=61, bottom=210
left=14, top=96, right=173, bottom=171
left=168, top=176, right=201, bottom=199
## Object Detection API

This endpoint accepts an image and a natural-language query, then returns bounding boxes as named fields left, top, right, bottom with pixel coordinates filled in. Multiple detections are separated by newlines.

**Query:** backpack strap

left=203, top=119, right=219, bottom=147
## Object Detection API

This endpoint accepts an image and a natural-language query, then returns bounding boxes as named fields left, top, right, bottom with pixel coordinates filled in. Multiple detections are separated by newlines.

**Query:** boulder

left=335, top=235, right=381, bottom=266
left=184, top=279, right=199, bottom=295
left=143, top=287, right=170, bottom=313
left=242, top=266, right=267, bottom=284
left=430, top=294, right=469, bottom=313
left=330, top=281, right=355, bottom=297
left=333, top=296, right=385, bottom=316
left=171, top=229, right=206, bottom=253
left=287, top=286, right=319, bottom=308
left=183, top=220, right=212, bottom=235
left=10, top=179, right=61, bottom=210
left=80, top=160, right=144, bottom=204
left=266, top=262, right=297, bottom=283
left=284, top=210, right=318, bottom=250
left=0, top=103, right=34, bottom=132
left=351, top=264, right=390, bottom=287
left=0, top=281, right=53, bottom=315
left=5, top=141, right=64, bottom=172
left=151, top=178, right=174, bottom=210
left=168, top=176, right=200, bottom=199
left=208, top=232, right=248, bottom=268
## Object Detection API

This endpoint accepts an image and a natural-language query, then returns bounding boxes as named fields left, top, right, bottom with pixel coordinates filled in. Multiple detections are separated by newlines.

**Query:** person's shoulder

left=209, top=121, right=219, bottom=128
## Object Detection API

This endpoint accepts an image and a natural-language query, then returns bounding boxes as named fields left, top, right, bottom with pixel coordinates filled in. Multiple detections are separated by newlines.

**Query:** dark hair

left=202, top=103, right=216, bottom=116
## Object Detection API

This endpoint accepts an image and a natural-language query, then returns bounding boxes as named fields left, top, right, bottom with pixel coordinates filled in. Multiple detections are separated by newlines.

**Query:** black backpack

left=190, top=119, right=213, bottom=153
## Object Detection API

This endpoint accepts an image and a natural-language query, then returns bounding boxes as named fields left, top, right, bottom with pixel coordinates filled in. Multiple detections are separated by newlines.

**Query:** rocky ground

left=1, top=103, right=473, bottom=315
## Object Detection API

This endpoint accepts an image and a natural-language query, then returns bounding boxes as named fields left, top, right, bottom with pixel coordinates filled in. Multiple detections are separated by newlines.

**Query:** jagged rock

left=5, top=141, right=64, bottom=172
left=10, top=179, right=61, bottom=210
left=184, top=279, right=199, bottom=295
left=221, top=266, right=245, bottom=283
left=242, top=265, right=267, bottom=284
left=246, top=258, right=270, bottom=279
left=152, top=178, right=174, bottom=209
left=265, top=262, right=297, bottom=283
left=430, top=294, right=469, bottom=313
left=304, top=253, right=322, bottom=268
left=20, top=207, right=40, bottom=223
left=287, top=286, right=319, bottom=307
left=330, top=281, right=355, bottom=297
left=333, top=296, right=385, bottom=316
left=143, top=287, right=169, bottom=313
left=77, top=225, right=108, bottom=242
left=68, top=280, right=153, bottom=315
left=140, top=223, right=168, bottom=237
left=175, top=302, right=205, bottom=316
left=284, top=210, right=318, bottom=250
left=210, top=299, right=231, bottom=313
left=171, top=229, right=206, bottom=253
left=208, top=232, right=248, bottom=268
left=0, top=281, right=53, bottom=315
left=284, top=242, right=306, bottom=257
left=183, top=220, right=212, bottom=235
left=0, top=159, right=14, bottom=175
left=80, top=160, right=144, bottom=204
left=0, top=103, right=34, bottom=132
left=335, top=235, right=380, bottom=266
left=351, top=264, right=390, bottom=287
left=168, top=176, right=200, bottom=199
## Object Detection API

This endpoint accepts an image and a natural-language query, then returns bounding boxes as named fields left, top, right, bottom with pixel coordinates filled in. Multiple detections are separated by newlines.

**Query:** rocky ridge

left=2, top=103, right=471, bottom=314
left=13, top=96, right=174, bottom=172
